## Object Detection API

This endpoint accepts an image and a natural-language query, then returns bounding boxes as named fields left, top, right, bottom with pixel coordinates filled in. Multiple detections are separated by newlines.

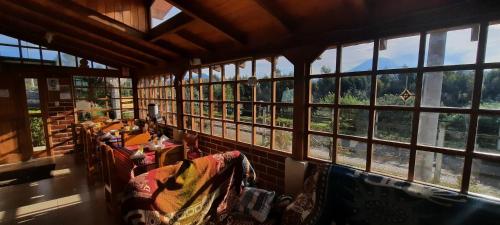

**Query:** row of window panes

left=73, top=76, right=134, bottom=121
left=311, top=22, right=500, bottom=75
left=184, top=116, right=293, bottom=153
left=137, top=75, right=177, bottom=127
left=307, top=22, right=500, bottom=199
left=0, top=34, right=115, bottom=69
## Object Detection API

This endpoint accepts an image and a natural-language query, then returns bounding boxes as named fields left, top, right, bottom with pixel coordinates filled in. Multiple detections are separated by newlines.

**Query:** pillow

left=281, top=170, right=320, bottom=225
left=235, top=187, right=276, bottom=223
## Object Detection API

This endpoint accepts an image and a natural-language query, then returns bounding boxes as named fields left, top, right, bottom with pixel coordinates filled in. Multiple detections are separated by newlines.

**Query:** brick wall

left=46, top=77, right=75, bottom=155
left=195, top=133, right=287, bottom=193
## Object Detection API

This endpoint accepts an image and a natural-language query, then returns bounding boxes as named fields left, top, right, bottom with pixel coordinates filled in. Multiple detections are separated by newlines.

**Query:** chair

left=83, top=128, right=101, bottom=184
left=101, top=144, right=119, bottom=213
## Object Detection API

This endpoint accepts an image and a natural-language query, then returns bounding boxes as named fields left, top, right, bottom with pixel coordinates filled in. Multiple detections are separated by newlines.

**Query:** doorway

left=23, top=78, right=49, bottom=158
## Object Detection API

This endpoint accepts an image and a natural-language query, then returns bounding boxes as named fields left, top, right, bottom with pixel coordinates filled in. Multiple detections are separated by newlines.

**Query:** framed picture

left=47, top=78, right=59, bottom=91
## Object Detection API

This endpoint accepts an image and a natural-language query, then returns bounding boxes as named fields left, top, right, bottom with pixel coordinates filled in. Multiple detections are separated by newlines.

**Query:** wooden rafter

left=176, top=29, right=215, bottom=52
left=164, top=0, right=246, bottom=45
left=0, top=0, right=158, bottom=66
left=12, top=0, right=180, bottom=60
left=155, top=40, right=191, bottom=58
left=252, top=0, right=295, bottom=32
left=148, top=12, right=194, bottom=42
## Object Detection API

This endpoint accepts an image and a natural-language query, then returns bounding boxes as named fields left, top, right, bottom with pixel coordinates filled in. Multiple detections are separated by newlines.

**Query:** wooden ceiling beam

left=0, top=14, right=143, bottom=68
left=13, top=0, right=180, bottom=60
left=176, top=30, right=215, bottom=52
left=155, top=40, right=191, bottom=58
left=252, top=0, right=295, bottom=32
left=164, top=0, right=247, bottom=45
left=0, top=0, right=159, bottom=66
left=148, top=12, right=194, bottom=42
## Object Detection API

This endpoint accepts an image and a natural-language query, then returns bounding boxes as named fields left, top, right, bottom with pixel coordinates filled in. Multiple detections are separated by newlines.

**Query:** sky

left=151, top=6, right=181, bottom=28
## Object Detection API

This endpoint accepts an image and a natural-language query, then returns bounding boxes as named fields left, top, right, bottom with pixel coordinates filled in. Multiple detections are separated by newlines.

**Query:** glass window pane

left=239, top=82, right=253, bottom=101
left=212, top=102, right=223, bottom=119
left=238, top=124, right=252, bottom=144
left=20, top=40, right=38, bottom=48
left=191, top=69, right=199, bottom=84
left=340, top=75, right=371, bottom=105
left=274, top=129, right=292, bottom=152
left=41, top=49, right=59, bottom=66
left=311, top=47, right=336, bottom=75
left=341, top=41, right=374, bottom=72
left=275, top=56, right=294, bottom=78
left=255, top=127, right=271, bottom=148
left=339, top=109, right=369, bottom=137
left=150, top=0, right=181, bottom=28
left=25, top=78, right=40, bottom=112
left=29, top=117, right=46, bottom=150
left=225, top=122, right=236, bottom=140
left=238, top=60, right=252, bottom=80
left=213, top=121, right=223, bottom=137
left=0, top=45, right=20, bottom=58
left=486, top=22, right=500, bottom=63
left=376, top=73, right=416, bottom=106
left=375, top=110, right=413, bottom=143
left=255, top=104, right=271, bottom=125
left=256, top=58, right=272, bottom=79
left=470, top=159, right=500, bottom=199
left=201, top=67, right=210, bottom=83
left=200, top=102, right=209, bottom=117
left=378, top=34, right=420, bottom=69
left=256, top=81, right=272, bottom=102
left=201, top=85, right=210, bottom=101
left=310, top=107, right=334, bottom=133
left=310, top=77, right=335, bottom=104
left=425, top=25, right=478, bottom=66
left=421, top=70, right=474, bottom=108
left=21, top=48, right=41, bottom=63
left=276, top=106, right=293, bottom=128
left=239, top=103, right=253, bottom=123
left=192, top=118, right=201, bottom=132
left=192, top=85, right=200, bottom=100
left=418, top=113, right=469, bottom=150
left=336, top=138, right=367, bottom=169
left=120, top=89, right=133, bottom=98
left=213, top=84, right=222, bottom=100
left=0, top=34, right=18, bottom=45
left=372, top=144, right=410, bottom=178
left=225, top=103, right=234, bottom=120
left=223, top=63, right=236, bottom=81
left=480, top=69, right=500, bottom=109
left=120, top=78, right=132, bottom=88
left=184, top=116, right=192, bottom=130
left=276, top=80, right=293, bottom=103
left=202, top=119, right=211, bottom=134
left=224, top=83, right=234, bottom=101
left=193, top=102, right=200, bottom=116
left=60, top=52, right=76, bottom=67
left=309, top=134, right=333, bottom=161
left=211, top=65, right=222, bottom=82
left=475, top=115, right=500, bottom=155
left=93, top=62, right=106, bottom=69
left=415, top=151, right=464, bottom=190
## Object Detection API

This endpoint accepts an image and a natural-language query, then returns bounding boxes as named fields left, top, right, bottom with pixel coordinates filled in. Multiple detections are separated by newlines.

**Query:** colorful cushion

left=235, top=187, right=276, bottom=223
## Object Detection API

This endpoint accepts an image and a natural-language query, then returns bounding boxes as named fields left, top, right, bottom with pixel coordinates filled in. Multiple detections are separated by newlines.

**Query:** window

left=138, top=74, right=177, bottom=126
left=184, top=56, right=294, bottom=153
left=306, top=21, right=500, bottom=200
left=150, top=0, right=181, bottom=28
left=0, top=33, right=115, bottom=69
left=74, top=76, right=134, bottom=122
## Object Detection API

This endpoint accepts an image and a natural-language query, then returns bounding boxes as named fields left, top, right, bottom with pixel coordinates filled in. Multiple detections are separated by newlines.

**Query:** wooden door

left=0, top=76, right=30, bottom=164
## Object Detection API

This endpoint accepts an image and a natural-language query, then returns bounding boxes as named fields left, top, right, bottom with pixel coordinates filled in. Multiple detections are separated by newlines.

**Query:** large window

left=0, top=34, right=116, bottom=69
left=307, top=22, right=500, bottom=199
left=138, top=74, right=177, bottom=126
left=74, top=76, right=134, bottom=122
left=183, top=56, right=294, bottom=153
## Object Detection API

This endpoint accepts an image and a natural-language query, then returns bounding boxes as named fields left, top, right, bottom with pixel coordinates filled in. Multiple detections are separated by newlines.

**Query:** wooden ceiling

left=0, top=0, right=499, bottom=70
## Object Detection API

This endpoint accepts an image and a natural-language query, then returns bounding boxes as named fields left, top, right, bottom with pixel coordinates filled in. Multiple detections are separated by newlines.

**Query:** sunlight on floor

left=15, top=194, right=82, bottom=219
left=50, top=168, right=71, bottom=177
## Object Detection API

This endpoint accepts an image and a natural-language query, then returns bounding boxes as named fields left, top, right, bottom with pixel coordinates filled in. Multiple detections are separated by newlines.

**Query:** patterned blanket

left=122, top=151, right=255, bottom=225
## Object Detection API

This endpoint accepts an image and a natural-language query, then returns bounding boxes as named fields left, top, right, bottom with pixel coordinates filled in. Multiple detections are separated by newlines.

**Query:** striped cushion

left=236, top=187, right=275, bottom=223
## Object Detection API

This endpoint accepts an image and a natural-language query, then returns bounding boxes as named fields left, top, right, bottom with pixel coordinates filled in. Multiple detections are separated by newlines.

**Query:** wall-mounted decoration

left=47, top=78, right=59, bottom=91
left=59, top=85, right=71, bottom=100
left=0, top=89, right=9, bottom=98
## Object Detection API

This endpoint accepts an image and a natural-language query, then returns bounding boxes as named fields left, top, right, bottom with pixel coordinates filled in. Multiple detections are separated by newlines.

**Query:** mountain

left=349, top=57, right=399, bottom=72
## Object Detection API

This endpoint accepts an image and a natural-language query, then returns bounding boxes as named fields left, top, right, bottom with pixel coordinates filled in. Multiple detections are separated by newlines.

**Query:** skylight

left=150, top=0, right=181, bottom=28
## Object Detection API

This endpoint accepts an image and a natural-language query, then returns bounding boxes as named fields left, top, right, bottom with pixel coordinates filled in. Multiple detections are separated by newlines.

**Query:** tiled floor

left=0, top=154, right=119, bottom=225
